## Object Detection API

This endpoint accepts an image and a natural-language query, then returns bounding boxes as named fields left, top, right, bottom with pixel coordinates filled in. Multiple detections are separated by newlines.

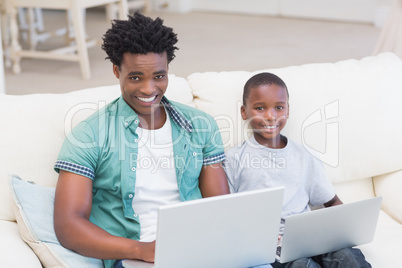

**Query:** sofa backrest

left=1, top=53, right=401, bottom=221
left=0, top=75, right=194, bottom=221
left=188, top=53, right=402, bottom=186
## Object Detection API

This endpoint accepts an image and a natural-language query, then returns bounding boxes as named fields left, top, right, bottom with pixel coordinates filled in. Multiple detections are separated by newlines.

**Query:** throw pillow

left=9, top=175, right=103, bottom=268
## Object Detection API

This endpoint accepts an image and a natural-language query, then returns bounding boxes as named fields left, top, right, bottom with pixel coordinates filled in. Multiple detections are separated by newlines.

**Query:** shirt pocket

left=180, top=146, right=203, bottom=189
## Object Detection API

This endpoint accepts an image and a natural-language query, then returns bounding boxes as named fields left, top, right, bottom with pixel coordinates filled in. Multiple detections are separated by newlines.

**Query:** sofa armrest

left=373, top=170, right=402, bottom=224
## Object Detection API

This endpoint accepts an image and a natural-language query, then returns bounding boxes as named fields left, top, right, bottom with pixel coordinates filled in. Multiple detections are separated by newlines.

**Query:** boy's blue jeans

left=114, top=260, right=124, bottom=268
left=271, top=247, right=371, bottom=268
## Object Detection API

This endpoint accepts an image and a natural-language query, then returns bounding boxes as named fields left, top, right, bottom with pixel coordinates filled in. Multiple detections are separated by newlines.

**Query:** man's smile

left=136, top=95, right=157, bottom=103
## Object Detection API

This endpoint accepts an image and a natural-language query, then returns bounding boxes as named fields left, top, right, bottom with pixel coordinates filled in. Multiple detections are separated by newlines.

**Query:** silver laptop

left=278, top=196, right=382, bottom=263
left=123, top=187, right=284, bottom=268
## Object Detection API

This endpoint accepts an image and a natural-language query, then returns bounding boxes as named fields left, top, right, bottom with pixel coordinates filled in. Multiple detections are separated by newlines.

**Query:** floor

left=3, top=8, right=381, bottom=95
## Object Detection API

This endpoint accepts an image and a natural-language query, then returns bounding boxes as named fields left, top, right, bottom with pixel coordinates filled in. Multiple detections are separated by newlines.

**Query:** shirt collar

left=161, top=96, right=193, bottom=133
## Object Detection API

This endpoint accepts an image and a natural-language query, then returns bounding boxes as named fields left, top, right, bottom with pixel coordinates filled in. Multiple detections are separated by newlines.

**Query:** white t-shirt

left=132, top=114, right=180, bottom=242
left=224, top=135, right=336, bottom=234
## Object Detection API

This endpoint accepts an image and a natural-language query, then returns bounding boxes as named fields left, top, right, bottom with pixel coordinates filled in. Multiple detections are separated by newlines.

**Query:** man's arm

left=198, top=163, right=230, bottom=197
left=324, top=194, right=343, bottom=207
left=54, top=170, right=155, bottom=262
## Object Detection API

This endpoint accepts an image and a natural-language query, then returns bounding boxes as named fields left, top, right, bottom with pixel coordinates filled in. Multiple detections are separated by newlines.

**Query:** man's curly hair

left=102, top=12, right=178, bottom=68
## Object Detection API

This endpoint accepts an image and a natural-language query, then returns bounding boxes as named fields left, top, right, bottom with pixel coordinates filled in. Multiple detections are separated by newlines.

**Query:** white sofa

left=1, top=52, right=402, bottom=267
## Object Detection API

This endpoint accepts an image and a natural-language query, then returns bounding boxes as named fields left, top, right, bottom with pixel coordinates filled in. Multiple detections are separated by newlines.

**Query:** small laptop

left=278, top=196, right=382, bottom=263
left=123, top=187, right=284, bottom=268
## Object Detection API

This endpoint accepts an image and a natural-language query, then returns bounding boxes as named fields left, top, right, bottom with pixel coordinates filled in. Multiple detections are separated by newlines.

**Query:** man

left=54, top=13, right=229, bottom=268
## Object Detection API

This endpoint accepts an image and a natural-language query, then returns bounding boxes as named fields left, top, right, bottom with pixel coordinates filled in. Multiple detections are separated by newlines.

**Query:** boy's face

left=113, top=52, right=169, bottom=126
left=241, top=84, right=289, bottom=147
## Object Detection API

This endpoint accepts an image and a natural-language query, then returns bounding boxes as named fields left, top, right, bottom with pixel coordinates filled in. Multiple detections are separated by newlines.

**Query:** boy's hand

left=324, top=195, right=343, bottom=207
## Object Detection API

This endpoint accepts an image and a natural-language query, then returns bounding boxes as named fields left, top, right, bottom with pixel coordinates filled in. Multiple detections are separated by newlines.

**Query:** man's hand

left=136, top=241, right=156, bottom=263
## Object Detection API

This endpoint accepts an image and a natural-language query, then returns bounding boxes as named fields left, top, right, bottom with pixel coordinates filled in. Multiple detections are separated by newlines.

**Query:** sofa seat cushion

left=0, top=220, right=42, bottom=267
left=358, top=210, right=402, bottom=267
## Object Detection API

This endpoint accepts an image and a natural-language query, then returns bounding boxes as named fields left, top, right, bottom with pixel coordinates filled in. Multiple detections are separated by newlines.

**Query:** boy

left=53, top=13, right=229, bottom=268
left=224, top=72, right=371, bottom=268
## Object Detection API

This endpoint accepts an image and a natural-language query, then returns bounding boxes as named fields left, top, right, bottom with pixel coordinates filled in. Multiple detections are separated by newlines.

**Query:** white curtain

left=373, top=0, right=402, bottom=58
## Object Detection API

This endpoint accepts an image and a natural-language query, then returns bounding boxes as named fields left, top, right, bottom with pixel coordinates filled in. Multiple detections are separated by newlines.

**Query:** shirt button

left=124, top=121, right=129, bottom=127
left=134, top=214, right=138, bottom=217
left=128, top=194, right=133, bottom=198
left=192, top=152, right=196, bottom=156
left=131, top=167, right=136, bottom=171
left=134, top=139, right=138, bottom=143
left=134, top=120, right=139, bottom=124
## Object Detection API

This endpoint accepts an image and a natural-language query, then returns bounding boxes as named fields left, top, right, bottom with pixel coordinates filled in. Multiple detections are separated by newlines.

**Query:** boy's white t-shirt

left=224, top=135, right=336, bottom=234
left=132, top=113, right=181, bottom=242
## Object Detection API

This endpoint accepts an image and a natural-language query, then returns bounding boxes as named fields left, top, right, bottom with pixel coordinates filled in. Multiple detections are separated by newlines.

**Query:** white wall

left=280, top=0, right=377, bottom=23
left=153, top=0, right=393, bottom=26
left=191, top=0, right=279, bottom=16
left=153, top=0, right=194, bottom=13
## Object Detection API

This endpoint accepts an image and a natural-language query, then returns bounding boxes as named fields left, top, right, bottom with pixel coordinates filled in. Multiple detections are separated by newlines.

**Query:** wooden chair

left=127, top=0, right=151, bottom=13
left=17, top=7, right=44, bottom=48
left=4, top=0, right=128, bottom=80
left=0, top=12, right=5, bottom=94
left=107, top=0, right=150, bottom=22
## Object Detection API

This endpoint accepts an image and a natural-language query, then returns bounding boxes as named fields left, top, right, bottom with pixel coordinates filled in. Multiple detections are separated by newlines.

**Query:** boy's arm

left=324, top=194, right=343, bottom=207
left=198, top=163, right=230, bottom=197
left=54, top=170, right=155, bottom=262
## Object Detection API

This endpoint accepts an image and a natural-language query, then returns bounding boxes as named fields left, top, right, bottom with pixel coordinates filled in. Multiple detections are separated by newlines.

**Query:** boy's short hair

left=102, top=12, right=179, bottom=68
left=243, top=72, right=289, bottom=105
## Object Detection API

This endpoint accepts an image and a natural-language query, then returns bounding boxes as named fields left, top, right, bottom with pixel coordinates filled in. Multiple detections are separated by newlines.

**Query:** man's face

left=241, top=84, right=289, bottom=147
left=113, top=52, right=169, bottom=120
